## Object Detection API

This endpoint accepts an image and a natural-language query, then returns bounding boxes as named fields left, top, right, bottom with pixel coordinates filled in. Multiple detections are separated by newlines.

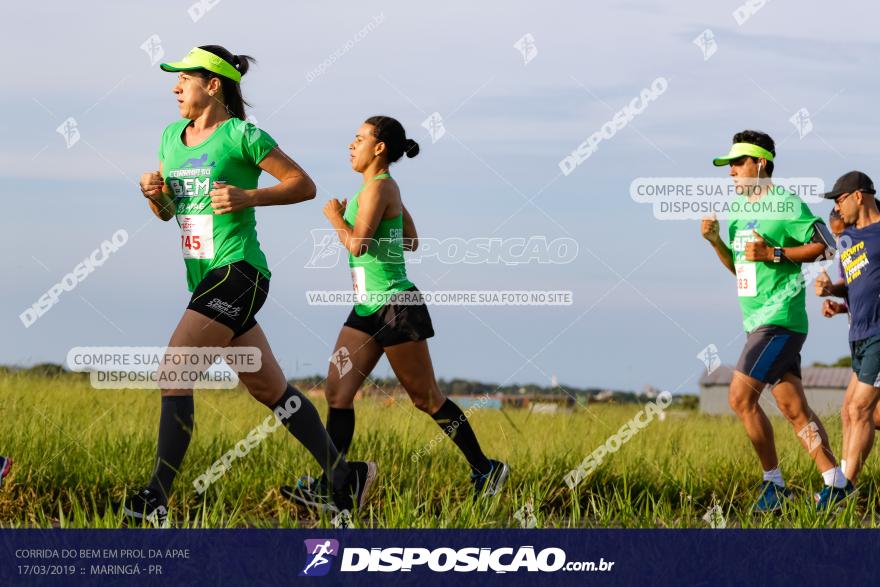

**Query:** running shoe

left=120, top=488, right=168, bottom=527
left=282, top=461, right=377, bottom=514
left=752, top=481, right=792, bottom=513
left=471, top=460, right=509, bottom=501
left=815, top=481, right=855, bottom=512
left=281, top=474, right=329, bottom=509
left=0, top=456, right=11, bottom=488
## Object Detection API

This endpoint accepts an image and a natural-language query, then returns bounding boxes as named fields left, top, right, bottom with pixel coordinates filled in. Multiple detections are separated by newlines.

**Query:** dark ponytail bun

left=403, top=138, right=420, bottom=159
left=231, top=53, right=253, bottom=76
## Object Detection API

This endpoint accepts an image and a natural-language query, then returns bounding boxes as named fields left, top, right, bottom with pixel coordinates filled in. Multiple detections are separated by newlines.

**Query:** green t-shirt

left=159, top=118, right=277, bottom=291
left=343, top=173, right=414, bottom=316
left=727, top=187, right=822, bottom=334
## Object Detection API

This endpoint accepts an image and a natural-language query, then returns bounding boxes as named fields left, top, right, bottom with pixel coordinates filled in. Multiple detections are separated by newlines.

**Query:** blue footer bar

left=1, top=529, right=871, bottom=585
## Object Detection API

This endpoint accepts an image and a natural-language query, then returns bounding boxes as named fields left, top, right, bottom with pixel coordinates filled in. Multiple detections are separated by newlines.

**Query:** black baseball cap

left=824, top=170, right=876, bottom=199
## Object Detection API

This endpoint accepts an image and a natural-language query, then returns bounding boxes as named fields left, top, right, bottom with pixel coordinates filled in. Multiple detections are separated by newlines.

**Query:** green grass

left=1, top=372, right=878, bottom=528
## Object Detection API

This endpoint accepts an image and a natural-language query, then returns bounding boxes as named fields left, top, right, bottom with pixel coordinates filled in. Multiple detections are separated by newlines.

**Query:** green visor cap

left=712, top=142, right=775, bottom=166
left=160, top=47, right=241, bottom=83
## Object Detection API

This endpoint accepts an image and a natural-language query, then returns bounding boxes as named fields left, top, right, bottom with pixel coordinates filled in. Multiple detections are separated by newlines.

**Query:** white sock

left=840, top=459, right=848, bottom=477
left=822, top=466, right=848, bottom=488
left=763, top=467, right=785, bottom=487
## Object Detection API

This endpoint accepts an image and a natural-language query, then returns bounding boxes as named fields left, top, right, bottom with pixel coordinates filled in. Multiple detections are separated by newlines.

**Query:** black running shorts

left=187, top=261, right=269, bottom=337
left=343, top=286, right=435, bottom=347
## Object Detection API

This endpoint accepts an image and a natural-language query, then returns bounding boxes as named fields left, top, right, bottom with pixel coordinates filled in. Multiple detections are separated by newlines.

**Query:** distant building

left=500, top=393, right=578, bottom=409
left=642, top=384, right=660, bottom=399
left=593, top=390, right=614, bottom=402
left=699, top=365, right=851, bottom=416
left=531, top=403, right=560, bottom=414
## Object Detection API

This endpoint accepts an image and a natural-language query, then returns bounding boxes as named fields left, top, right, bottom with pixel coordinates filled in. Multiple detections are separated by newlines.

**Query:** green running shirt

left=727, top=187, right=823, bottom=334
left=158, top=118, right=276, bottom=292
left=343, top=173, right=414, bottom=316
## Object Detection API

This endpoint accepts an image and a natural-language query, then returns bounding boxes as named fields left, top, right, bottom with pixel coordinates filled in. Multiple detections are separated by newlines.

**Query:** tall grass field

left=1, top=372, right=877, bottom=529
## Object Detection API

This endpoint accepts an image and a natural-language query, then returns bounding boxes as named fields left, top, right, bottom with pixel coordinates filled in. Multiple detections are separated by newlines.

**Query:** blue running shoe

left=471, top=460, right=509, bottom=501
left=281, top=461, right=377, bottom=513
left=281, top=473, right=329, bottom=509
left=815, top=481, right=855, bottom=512
left=753, top=481, right=792, bottom=513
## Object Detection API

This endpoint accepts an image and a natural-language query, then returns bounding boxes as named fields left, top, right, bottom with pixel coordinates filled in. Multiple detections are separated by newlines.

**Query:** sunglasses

left=834, top=192, right=853, bottom=205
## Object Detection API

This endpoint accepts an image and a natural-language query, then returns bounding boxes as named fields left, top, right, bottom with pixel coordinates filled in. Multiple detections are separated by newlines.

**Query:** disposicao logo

left=300, top=539, right=339, bottom=577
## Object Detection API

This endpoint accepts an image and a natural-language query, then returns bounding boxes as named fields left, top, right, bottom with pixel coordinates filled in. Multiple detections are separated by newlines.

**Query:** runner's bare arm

left=711, top=241, right=736, bottom=275
left=815, top=270, right=848, bottom=298
left=827, top=279, right=848, bottom=298
left=142, top=162, right=175, bottom=221
left=254, top=147, right=317, bottom=206
left=210, top=147, right=316, bottom=214
left=701, top=215, right=735, bottom=275
left=777, top=223, right=835, bottom=263
left=324, top=183, right=387, bottom=257
left=402, top=205, right=418, bottom=251
left=755, top=224, right=835, bottom=263
left=766, top=242, right=827, bottom=263
left=822, top=299, right=848, bottom=317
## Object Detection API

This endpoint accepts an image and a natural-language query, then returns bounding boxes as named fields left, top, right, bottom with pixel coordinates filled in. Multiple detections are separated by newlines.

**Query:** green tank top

left=343, top=173, right=414, bottom=316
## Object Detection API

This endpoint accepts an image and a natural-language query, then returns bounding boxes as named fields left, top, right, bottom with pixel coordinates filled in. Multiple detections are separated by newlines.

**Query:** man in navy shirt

left=819, top=170, right=880, bottom=508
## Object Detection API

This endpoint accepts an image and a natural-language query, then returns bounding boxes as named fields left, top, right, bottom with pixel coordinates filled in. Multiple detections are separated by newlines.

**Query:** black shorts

left=735, top=325, right=806, bottom=384
left=187, top=261, right=269, bottom=337
left=343, top=286, right=435, bottom=348
left=851, top=334, right=880, bottom=387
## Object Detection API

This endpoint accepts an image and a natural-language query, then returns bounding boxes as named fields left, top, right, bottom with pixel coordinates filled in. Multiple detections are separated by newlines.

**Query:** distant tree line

left=811, top=356, right=852, bottom=368
left=0, top=363, right=698, bottom=408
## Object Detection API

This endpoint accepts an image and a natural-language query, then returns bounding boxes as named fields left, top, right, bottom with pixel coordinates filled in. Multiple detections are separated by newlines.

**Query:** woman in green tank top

left=297, top=116, right=508, bottom=503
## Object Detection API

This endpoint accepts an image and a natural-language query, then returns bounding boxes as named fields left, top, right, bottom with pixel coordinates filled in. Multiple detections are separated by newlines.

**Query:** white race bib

left=178, top=215, right=214, bottom=259
left=351, top=266, right=366, bottom=294
left=736, top=263, right=757, bottom=297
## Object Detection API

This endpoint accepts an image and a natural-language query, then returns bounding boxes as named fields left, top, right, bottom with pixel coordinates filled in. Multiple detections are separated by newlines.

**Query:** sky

left=2, top=0, right=877, bottom=395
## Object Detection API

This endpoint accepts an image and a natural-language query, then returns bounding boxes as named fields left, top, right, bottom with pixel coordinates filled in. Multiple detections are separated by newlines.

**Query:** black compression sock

left=431, top=398, right=492, bottom=475
left=272, top=384, right=350, bottom=489
left=147, top=395, right=194, bottom=502
left=327, top=407, right=355, bottom=458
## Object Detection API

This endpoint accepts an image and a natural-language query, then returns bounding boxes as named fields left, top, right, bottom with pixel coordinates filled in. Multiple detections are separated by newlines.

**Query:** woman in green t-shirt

left=126, top=45, right=376, bottom=525
left=285, top=116, right=507, bottom=506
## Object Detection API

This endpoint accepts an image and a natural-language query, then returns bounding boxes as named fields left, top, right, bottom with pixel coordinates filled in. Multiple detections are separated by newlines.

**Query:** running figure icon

left=302, top=541, right=336, bottom=575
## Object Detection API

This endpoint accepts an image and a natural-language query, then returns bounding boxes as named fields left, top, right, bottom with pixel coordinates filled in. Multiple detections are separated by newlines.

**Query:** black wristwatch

left=772, top=247, right=784, bottom=263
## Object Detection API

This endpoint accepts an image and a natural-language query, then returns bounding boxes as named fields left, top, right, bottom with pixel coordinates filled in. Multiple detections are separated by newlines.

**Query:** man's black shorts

left=343, top=286, right=435, bottom=347
left=187, top=260, right=269, bottom=337
left=735, top=325, right=806, bottom=384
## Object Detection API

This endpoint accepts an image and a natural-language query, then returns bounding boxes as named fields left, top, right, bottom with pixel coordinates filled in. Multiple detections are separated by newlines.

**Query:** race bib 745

left=178, top=215, right=214, bottom=259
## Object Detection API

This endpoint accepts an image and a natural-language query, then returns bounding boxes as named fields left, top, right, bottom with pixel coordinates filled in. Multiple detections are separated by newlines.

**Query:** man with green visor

left=700, top=130, right=844, bottom=512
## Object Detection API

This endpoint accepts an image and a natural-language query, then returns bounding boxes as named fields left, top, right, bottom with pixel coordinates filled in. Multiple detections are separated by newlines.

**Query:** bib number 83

left=735, top=263, right=757, bottom=297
